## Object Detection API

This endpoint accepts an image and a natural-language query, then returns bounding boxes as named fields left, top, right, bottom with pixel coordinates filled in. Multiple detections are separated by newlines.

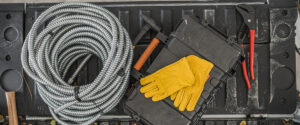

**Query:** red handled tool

left=236, top=5, right=256, bottom=89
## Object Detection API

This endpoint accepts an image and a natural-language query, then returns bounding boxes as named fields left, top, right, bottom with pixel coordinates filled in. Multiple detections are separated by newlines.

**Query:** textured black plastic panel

left=0, top=1, right=297, bottom=124
left=0, top=4, right=27, bottom=115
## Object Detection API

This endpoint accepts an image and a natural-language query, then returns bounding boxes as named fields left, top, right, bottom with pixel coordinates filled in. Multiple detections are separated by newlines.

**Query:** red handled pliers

left=236, top=5, right=256, bottom=89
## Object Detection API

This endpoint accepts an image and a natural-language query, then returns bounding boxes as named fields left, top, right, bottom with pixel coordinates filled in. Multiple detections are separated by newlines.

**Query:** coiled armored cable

left=21, top=3, right=133, bottom=125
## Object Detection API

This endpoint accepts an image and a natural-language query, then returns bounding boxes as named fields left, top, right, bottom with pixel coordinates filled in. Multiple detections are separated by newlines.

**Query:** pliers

left=236, top=5, right=256, bottom=89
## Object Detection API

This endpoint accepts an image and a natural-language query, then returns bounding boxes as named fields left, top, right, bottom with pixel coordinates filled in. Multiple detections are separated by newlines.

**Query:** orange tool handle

left=134, top=37, right=160, bottom=71
left=5, top=92, right=18, bottom=125
left=250, top=30, right=255, bottom=80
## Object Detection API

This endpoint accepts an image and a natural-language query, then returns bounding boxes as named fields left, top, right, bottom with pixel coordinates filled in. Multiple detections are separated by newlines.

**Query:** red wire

left=250, top=30, right=255, bottom=80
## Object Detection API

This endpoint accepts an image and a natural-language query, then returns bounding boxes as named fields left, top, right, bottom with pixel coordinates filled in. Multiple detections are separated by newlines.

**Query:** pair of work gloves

left=140, top=55, right=214, bottom=111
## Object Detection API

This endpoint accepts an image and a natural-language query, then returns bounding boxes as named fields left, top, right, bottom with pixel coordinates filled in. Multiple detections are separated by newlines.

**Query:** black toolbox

left=0, top=0, right=298, bottom=124
left=125, top=15, right=244, bottom=125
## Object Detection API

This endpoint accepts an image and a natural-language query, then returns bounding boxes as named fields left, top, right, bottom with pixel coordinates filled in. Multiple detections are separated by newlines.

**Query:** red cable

left=250, top=30, right=255, bottom=80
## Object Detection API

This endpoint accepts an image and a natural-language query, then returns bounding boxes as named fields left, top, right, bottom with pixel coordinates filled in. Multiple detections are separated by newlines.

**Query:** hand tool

left=132, top=14, right=161, bottom=48
left=133, top=15, right=167, bottom=71
left=236, top=4, right=256, bottom=81
left=0, top=69, right=23, bottom=125
left=236, top=5, right=256, bottom=89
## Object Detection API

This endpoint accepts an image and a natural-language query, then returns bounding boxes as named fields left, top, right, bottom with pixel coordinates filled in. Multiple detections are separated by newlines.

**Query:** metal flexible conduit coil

left=21, top=3, right=133, bottom=125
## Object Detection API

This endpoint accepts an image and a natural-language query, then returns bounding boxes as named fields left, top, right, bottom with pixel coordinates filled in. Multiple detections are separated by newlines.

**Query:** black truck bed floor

left=0, top=0, right=298, bottom=124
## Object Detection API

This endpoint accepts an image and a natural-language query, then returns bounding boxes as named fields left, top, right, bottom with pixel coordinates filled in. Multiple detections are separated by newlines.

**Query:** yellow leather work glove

left=170, top=55, right=214, bottom=111
left=140, top=57, right=195, bottom=101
